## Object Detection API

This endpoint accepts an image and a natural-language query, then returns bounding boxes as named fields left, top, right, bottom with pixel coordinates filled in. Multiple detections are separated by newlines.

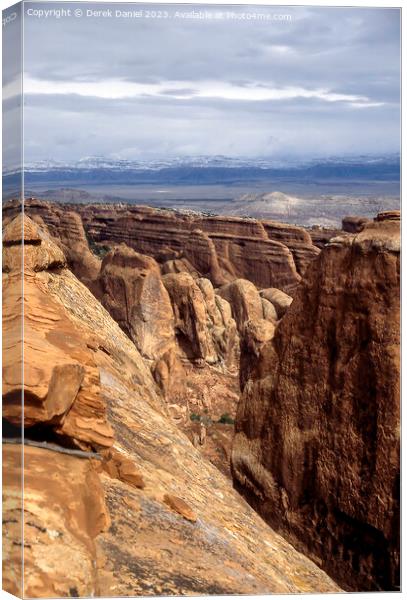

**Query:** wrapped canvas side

left=0, top=2, right=401, bottom=597
left=2, top=2, right=24, bottom=597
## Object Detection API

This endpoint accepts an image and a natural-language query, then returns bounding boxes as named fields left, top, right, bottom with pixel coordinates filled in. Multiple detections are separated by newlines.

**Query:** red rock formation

left=232, top=214, right=400, bottom=591
left=3, top=198, right=100, bottom=285
left=260, top=287, right=293, bottom=319
left=196, top=277, right=239, bottom=370
left=3, top=215, right=113, bottom=449
left=308, top=225, right=342, bottom=249
left=184, top=228, right=226, bottom=286
left=262, top=220, right=320, bottom=276
left=342, top=215, right=371, bottom=233
left=218, top=279, right=265, bottom=335
left=70, top=203, right=318, bottom=293
left=3, top=199, right=324, bottom=293
left=375, top=210, right=400, bottom=222
left=96, top=245, right=176, bottom=361
left=2, top=215, right=341, bottom=597
left=162, top=272, right=238, bottom=367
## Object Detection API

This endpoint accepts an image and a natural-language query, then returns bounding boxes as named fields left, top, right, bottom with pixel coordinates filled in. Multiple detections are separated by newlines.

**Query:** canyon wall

left=2, top=199, right=304, bottom=472
left=3, top=199, right=399, bottom=593
left=13, top=200, right=320, bottom=294
left=2, top=214, right=341, bottom=597
left=232, top=212, right=400, bottom=591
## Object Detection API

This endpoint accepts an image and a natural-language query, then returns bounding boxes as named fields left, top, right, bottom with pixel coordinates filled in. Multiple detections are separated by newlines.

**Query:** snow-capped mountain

left=3, top=154, right=400, bottom=187
left=16, top=155, right=297, bottom=173
left=6, top=152, right=399, bottom=174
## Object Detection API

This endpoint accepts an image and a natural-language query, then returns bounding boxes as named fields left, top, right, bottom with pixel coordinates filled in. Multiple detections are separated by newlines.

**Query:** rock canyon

left=2, top=198, right=400, bottom=595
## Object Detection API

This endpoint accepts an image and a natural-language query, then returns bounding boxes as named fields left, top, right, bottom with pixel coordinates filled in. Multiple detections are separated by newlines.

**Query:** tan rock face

left=97, top=245, right=176, bottom=361
left=260, top=287, right=293, bottom=319
left=163, top=272, right=238, bottom=366
left=3, top=215, right=113, bottom=448
left=59, top=202, right=319, bottom=293
left=232, top=216, right=400, bottom=591
left=2, top=215, right=341, bottom=597
left=218, top=278, right=266, bottom=335
left=196, top=277, right=239, bottom=369
left=4, top=198, right=101, bottom=285
left=3, top=444, right=110, bottom=598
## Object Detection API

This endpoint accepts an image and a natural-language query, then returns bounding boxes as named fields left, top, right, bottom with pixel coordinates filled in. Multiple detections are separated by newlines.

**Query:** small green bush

left=190, top=413, right=201, bottom=422
left=89, top=240, right=110, bottom=259
left=218, top=413, right=235, bottom=425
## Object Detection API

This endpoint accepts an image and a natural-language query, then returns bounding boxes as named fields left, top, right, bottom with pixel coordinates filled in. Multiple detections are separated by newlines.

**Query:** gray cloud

left=11, top=3, right=402, bottom=162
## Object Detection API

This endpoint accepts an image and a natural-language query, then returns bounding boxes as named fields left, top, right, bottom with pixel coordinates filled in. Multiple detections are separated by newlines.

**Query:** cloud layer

left=13, top=3, right=402, bottom=161
left=23, top=75, right=383, bottom=107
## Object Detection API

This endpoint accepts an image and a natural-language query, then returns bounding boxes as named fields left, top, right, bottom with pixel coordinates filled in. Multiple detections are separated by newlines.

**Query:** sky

left=3, top=2, right=402, bottom=167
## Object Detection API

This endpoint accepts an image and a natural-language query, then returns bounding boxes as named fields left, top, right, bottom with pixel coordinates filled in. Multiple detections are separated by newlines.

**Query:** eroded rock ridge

left=232, top=212, right=400, bottom=591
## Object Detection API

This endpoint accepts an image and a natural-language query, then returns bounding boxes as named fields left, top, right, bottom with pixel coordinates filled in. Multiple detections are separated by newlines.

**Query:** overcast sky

left=4, top=2, right=402, bottom=165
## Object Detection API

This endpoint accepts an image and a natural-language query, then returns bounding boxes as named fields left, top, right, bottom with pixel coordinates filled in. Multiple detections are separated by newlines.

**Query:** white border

left=0, top=2, right=404, bottom=600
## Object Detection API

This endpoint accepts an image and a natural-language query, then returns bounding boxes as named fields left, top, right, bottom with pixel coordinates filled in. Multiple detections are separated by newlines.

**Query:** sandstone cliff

left=9, top=200, right=321, bottom=294
left=3, top=198, right=101, bottom=285
left=76, top=203, right=315, bottom=293
left=232, top=212, right=400, bottom=591
left=2, top=215, right=341, bottom=597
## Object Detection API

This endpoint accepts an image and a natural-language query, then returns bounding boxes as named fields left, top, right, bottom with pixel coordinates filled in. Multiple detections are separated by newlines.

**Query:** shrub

left=190, top=413, right=201, bottom=422
left=218, top=413, right=235, bottom=425
left=89, top=242, right=109, bottom=259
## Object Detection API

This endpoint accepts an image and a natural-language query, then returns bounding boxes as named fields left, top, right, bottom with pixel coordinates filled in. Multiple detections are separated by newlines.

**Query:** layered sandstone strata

left=44, top=201, right=320, bottom=293
left=3, top=198, right=101, bottom=285
left=2, top=215, right=340, bottom=597
left=3, top=215, right=113, bottom=448
left=232, top=212, right=400, bottom=591
left=4, top=196, right=323, bottom=295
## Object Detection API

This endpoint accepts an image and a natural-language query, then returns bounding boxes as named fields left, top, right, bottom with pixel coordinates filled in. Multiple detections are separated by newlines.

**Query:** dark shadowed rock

left=232, top=214, right=400, bottom=592
left=342, top=215, right=371, bottom=233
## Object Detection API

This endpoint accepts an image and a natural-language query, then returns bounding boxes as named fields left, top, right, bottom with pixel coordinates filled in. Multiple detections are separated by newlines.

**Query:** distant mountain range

left=3, top=154, right=400, bottom=187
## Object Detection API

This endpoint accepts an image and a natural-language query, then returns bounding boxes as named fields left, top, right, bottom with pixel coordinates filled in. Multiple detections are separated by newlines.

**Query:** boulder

left=260, top=287, right=293, bottom=319
left=218, top=279, right=264, bottom=335
left=261, top=297, right=278, bottom=322
left=163, top=494, right=198, bottom=523
left=342, top=215, right=371, bottom=233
